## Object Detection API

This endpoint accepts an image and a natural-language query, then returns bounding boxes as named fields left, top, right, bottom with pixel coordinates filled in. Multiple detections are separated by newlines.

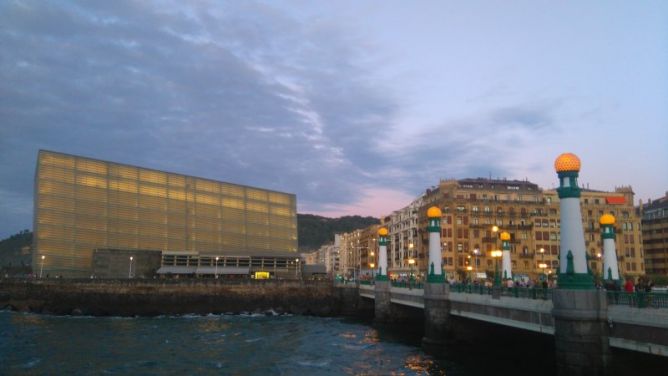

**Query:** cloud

left=0, top=1, right=400, bottom=238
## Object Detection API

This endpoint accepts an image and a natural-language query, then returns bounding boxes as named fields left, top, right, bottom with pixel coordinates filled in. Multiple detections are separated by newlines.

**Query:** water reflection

left=1, top=311, right=445, bottom=375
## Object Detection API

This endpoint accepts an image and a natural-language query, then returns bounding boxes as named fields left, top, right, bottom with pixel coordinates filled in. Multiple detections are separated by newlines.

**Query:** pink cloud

left=300, top=187, right=416, bottom=218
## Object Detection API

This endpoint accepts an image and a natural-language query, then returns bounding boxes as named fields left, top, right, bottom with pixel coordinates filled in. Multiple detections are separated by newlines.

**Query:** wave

left=296, top=360, right=331, bottom=368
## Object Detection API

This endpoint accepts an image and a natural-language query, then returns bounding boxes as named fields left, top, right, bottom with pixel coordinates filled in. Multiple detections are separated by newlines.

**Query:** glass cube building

left=33, top=150, right=297, bottom=277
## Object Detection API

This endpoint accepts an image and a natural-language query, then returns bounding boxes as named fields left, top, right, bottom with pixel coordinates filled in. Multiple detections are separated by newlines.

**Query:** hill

left=0, top=229, right=33, bottom=274
left=297, top=214, right=379, bottom=251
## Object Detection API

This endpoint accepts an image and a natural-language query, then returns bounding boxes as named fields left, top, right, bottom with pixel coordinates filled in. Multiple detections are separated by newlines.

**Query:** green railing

left=390, top=280, right=424, bottom=289
left=450, top=283, right=492, bottom=295
left=450, top=283, right=552, bottom=300
left=501, top=286, right=552, bottom=300
left=606, top=291, right=668, bottom=308
left=359, top=280, right=375, bottom=286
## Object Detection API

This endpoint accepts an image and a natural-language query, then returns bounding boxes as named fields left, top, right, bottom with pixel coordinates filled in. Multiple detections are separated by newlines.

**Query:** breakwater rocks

left=0, top=279, right=368, bottom=317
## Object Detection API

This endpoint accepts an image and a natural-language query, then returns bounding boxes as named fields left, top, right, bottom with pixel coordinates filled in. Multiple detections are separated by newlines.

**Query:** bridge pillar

left=373, top=280, right=393, bottom=323
left=422, top=282, right=451, bottom=350
left=552, top=289, right=610, bottom=375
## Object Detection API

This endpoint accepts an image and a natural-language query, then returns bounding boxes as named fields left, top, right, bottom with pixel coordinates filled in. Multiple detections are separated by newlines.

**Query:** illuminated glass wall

left=34, top=150, right=297, bottom=277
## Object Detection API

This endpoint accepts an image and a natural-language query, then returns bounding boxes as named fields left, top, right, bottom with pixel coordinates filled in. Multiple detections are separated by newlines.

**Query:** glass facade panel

left=34, top=150, right=298, bottom=277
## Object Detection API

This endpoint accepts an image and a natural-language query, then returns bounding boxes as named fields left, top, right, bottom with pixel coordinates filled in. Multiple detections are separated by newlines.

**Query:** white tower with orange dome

left=376, top=227, right=389, bottom=281
left=600, top=214, right=620, bottom=282
left=554, top=152, right=594, bottom=289
left=427, top=206, right=445, bottom=283
left=500, top=231, right=512, bottom=280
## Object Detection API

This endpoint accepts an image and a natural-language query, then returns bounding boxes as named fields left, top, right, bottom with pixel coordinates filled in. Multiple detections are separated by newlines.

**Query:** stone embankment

left=0, top=279, right=367, bottom=317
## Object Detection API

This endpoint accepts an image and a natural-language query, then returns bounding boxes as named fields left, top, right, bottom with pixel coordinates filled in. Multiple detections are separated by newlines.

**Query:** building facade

left=389, top=178, right=643, bottom=282
left=639, top=192, right=668, bottom=275
left=33, top=150, right=297, bottom=277
left=382, top=194, right=424, bottom=276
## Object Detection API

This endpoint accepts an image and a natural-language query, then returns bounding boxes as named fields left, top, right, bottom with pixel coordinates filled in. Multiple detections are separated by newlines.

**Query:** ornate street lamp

left=40, top=255, right=45, bottom=278
left=491, top=250, right=502, bottom=287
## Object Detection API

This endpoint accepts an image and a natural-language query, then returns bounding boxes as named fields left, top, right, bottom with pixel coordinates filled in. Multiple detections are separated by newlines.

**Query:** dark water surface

left=0, top=309, right=570, bottom=375
left=1, top=310, right=450, bottom=375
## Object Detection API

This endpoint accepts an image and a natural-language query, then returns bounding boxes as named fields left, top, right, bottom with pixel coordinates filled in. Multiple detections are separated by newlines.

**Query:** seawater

left=0, top=309, right=569, bottom=375
left=0, top=310, right=447, bottom=375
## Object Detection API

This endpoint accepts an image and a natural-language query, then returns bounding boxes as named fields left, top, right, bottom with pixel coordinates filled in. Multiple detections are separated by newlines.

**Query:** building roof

left=457, top=178, right=540, bottom=192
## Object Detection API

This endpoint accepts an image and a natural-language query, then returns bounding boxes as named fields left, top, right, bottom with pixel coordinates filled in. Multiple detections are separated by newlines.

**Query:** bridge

left=356, top=281, right=668, bottom=366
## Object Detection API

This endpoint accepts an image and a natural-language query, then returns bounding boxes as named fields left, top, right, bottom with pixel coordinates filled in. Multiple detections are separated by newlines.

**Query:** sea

left=0, top=309, right=557, bottom=375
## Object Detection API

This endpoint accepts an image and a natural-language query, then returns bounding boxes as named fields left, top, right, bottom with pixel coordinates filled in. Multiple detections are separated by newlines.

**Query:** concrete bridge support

left=373, top=280, right=393, bottom=323
left=552, top=289, right=610, bottom=376
left=422, top=282, right=451, bottom=350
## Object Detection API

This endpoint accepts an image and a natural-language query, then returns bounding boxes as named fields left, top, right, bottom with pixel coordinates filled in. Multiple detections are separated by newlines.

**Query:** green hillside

left=297, top=214, right=379, bottom=251
left=0, top=230, right=33, bottom=274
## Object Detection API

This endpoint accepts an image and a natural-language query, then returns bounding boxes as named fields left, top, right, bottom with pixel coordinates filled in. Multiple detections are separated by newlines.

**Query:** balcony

left=519, top=252, right=535, bottom=259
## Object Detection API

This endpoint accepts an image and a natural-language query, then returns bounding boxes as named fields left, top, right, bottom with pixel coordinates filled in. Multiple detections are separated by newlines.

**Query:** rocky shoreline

left=0, top=279, right=367, bottom=317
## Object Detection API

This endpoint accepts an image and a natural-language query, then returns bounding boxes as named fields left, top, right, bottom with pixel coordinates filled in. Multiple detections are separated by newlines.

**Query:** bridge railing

left=450, top=283, right=492, bottom=295
left=390, top=280, right=424, bottom=289
left=606, top=291, right=668, bottom=308
left=501, top=286, right=552, bottom=300
left=450, top=283, right=553, bottom=300
left=359, top=280, right=375, bottom=286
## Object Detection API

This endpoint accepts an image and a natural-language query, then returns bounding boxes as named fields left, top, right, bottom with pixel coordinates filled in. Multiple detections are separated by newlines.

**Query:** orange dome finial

left=427, top=206, right=442, bottom=218
left=555, top=153, right=581, bottom=172
left=378, top=227, right=388, bottom=236
left=600, top=214, right=615, bottom=225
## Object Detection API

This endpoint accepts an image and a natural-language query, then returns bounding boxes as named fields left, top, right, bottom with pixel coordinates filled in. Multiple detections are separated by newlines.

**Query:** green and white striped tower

left=555, top=152, right=594, bottom=289
left=376, top=227, right=389, bottom=281
left=500, top=231, right=512, bottom=280
left=427, top=206, right=445, bottom=283
left=600, top=214, right=621, bottom=282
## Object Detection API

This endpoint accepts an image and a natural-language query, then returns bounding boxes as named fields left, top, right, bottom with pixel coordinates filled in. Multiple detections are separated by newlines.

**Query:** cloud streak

left=2, top=1, right=664, bottom=238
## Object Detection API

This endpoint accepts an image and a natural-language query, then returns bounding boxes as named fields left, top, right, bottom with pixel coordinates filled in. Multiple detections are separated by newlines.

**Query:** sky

left=1, top=1, right=667, bottom=239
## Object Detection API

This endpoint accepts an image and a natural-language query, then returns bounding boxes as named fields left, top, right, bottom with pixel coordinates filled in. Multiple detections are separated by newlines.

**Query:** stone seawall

left=0, top=279, right=360, bottom=317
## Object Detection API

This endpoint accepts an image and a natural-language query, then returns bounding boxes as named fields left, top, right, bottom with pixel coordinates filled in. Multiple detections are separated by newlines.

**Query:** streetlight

left=40, top=255, right=45, bottom=278
left=539, top=247, right=545, bottom=281
left=408, top=258, right=416, bottom=283
left=491, top=250, right=502, bottom=287
left=596, top=252, right=602, bottom=281
left=295, top=258, right=300, bottom=279
left=129, top=256, right=134, bottom=278
left=369, top=262, right=375, bottom=279
left=473, top=248, right=480, bottom=281
left=466, top=266, right=473, bottom=283
left=539, top=262, right=548, bottom=281
left=215, top=256, right=219, bottom=279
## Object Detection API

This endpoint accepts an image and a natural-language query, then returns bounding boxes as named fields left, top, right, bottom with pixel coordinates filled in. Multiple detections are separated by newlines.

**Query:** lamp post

left=539, top=247, right=545, bottom=280
left=491, top=250, right=502, bottom=287
left=539, top=262, right=548, bottom=281
left=596, top=252, right=602, bottom=283
left=40, top=255, right=45, bottom=278
left=473, top=248, right=479, bottom=280
left=129, top=256, right=133, bottom=278
left=295, top=258, right=300, bottom=279
left=466, top=266, right=473, bottom=283
left=215, top=256, right=219, bottom=279
left=369, top=263, right=375, bottom=280
left=408, top=258, right=415, bottom=287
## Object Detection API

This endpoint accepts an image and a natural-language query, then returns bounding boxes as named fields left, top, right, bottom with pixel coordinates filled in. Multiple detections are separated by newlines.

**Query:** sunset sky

left=1, top=1, right=667, bottom=238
